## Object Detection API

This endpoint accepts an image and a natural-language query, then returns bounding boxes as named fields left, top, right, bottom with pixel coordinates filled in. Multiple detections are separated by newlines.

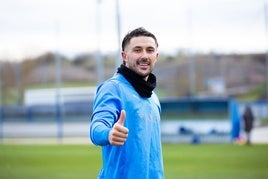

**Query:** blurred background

left=0, top=0, right=267, bottom=144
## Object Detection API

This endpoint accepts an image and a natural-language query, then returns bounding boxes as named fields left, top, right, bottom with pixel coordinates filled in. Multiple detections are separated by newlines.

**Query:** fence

left=0, top=98, right=267, bottom=143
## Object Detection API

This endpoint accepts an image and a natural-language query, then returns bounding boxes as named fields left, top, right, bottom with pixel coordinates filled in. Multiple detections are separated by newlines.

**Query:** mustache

left=137, top=58, right=150, bottom=64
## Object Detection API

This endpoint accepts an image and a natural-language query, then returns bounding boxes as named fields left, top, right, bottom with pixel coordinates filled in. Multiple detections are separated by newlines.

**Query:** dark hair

left=121, top=27, right=158, bottom=51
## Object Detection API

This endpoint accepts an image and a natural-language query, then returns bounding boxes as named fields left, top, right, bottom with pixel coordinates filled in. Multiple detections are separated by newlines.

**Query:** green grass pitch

left=0, top=144, right=268, bottom=179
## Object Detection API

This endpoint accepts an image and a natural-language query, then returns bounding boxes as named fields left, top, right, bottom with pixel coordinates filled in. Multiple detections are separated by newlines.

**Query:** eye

left=133, top=48, right=141, bottom=53
left=147, top=48, right=155, bottom=53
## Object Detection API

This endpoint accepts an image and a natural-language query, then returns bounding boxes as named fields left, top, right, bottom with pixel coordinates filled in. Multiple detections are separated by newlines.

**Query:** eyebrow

left=133, top=46, right=156, bottom=49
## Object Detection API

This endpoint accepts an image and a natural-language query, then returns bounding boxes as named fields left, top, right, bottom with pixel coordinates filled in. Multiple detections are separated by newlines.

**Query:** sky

left=0, top=0, right=267, bottom=61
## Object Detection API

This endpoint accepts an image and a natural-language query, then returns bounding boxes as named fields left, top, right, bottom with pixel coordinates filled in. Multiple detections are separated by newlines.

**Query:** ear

left=121, top=51, right=127, bottom=63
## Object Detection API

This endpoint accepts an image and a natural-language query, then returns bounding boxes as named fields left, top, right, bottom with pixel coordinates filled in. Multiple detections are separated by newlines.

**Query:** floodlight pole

left=96, top=0, right=104, bottom=84
left=54, top=21, right=63, bottom=143
left=187, top=9, right=196, bottom=97
left=265, top=0, right=268, bottom=100
left=55, top=51, right=63, bottom=142
left=115, top=0, right=122, bottom=69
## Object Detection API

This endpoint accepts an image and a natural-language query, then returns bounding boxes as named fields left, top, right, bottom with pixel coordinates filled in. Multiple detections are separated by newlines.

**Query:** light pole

left=115, top=0, right=122, bottom=69
left=54, top=21, right=63, bottom=143
left=265, top=0, right=268, bottom=100
left=96, top=0, right=104, bottom=84
left=187, top=9, right=195, bottom=97
left=95, top=0, right=121, bottom=78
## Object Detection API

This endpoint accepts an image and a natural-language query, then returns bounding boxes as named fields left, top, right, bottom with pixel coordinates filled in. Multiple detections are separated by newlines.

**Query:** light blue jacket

left=90, top=73, right=164, bottom=179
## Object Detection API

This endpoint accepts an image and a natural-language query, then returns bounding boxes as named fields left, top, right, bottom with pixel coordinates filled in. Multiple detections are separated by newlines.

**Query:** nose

left=140, top=49, right=148, bottom=59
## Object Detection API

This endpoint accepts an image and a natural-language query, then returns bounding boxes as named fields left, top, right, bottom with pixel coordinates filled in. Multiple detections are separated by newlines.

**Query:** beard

left=135, top=59, right=153, bottom=78
left=125, top=57, right=155, bottom=79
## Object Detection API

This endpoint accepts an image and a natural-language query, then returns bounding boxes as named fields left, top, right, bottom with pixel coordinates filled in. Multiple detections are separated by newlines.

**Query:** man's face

left=121, top=36, right=158, bottom=80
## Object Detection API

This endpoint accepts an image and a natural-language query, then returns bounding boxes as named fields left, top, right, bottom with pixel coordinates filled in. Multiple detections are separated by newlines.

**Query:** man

left=90, top=27, right=164, bottom=179
left=242, top=105, right=254, bottom=145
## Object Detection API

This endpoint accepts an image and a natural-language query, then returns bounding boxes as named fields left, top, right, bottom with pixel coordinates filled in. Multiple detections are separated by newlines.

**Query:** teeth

left=139, top=62, right=149, bottom=65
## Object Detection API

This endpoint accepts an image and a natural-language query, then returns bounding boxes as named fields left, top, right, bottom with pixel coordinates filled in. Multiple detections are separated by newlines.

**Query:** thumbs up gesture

left=109, top=110, right=129, bottom=146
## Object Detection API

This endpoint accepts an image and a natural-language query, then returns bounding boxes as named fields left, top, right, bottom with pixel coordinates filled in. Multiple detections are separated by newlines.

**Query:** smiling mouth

left=138, top=62, right=150, bottom=70
left=139, top=62, right=149, bottom=66
left=137, top=59, right=150, bottom=66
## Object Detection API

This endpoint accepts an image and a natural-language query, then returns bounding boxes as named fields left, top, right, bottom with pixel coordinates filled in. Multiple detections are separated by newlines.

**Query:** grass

left=0, top=144, right=101, bottom=179
left=237, top=83, right=267, bottom=101
left=0, top=144, right=268, bottom=179
left=163, top=144, right=268, bottom=179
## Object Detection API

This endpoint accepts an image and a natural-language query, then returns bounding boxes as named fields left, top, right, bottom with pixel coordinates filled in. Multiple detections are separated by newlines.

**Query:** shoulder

left=95, top=73, right=128, bottom=95
left=151, top=92, right=161, bottom=111
left=151, top=92, right=160, bottom=104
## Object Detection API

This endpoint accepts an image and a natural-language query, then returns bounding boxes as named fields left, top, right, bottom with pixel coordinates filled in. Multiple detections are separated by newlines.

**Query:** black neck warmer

left=117, top=64, right=156, bottom=98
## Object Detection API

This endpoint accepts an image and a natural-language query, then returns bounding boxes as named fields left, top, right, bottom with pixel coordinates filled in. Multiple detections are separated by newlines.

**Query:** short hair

left=121, top=27, right=158, bottom=51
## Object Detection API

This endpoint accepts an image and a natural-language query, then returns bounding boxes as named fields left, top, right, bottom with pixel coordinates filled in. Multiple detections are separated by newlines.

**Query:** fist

left=109, top=110, right=129, bottom=146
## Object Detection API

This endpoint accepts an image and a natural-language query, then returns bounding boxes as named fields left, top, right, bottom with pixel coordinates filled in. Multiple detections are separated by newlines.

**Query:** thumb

left=117, top=110, right=126, bottom=125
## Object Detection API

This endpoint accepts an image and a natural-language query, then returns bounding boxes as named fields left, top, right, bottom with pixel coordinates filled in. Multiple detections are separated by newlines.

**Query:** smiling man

left=90, top=27, right=164, bottom=179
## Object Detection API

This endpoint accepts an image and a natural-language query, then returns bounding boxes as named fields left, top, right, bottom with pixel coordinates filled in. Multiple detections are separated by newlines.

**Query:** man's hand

left=109, top=110, right=129, bottom=146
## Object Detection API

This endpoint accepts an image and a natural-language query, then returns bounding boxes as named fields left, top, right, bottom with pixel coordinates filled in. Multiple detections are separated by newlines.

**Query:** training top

left=90, top=73, right=164, bottom=179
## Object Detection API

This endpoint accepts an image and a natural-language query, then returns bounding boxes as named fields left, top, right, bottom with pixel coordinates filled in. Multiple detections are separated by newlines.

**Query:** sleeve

left=89, top=80, right=122, bottom=146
